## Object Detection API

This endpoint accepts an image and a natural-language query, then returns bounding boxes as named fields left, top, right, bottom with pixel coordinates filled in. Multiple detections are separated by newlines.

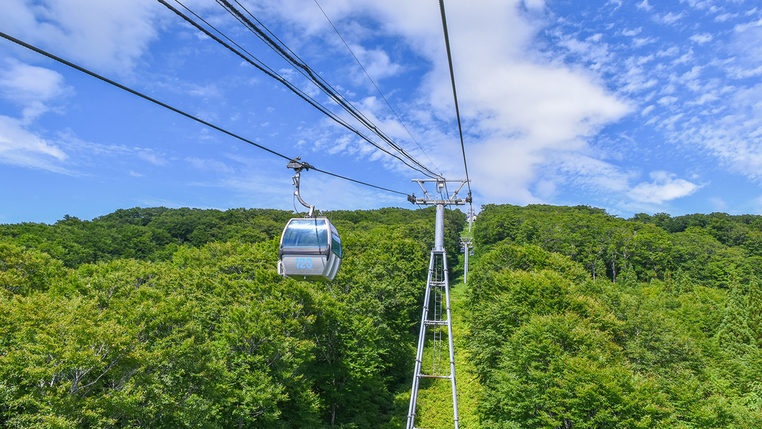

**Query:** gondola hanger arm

left=288, top=158, right=316, bottom=218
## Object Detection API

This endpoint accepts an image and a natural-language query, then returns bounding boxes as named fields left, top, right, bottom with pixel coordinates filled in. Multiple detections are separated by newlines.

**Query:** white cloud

left=186, top=157, right=234, bottom=173
left=0, top=2, right=177, bottom=176
left=715, top=13, right=738, bottom=23
left=622, top=28, right=643, bottom=37
left=690, top=33, right=713, bottom=44
left=135, top=149, right=168, bottom=166
left=0, top=0, right=160, bottom=75
left=557, top=35, right=611, bottom=66
left=680, top=0, right=711, bottom=10
left=0, top=59, right=73, bottom=172
left=56, top=130, right=131, bottom=157
left=524, top=0, right=545, bottom=11
left=554, top=152, right=633, bottom=193
left=0, top=115, right=69, bottom=171
left=657, top=46, right=680, bottom=57
left=425, top=1, right=631, bottom=202
left=11, top=0, right=742, bottom=215
left=636, top=0, right=652, bottom=12
left=233, top=0, right=632, bottom=204
left=633, top=37, right=658, bottom=47
left=733, top=17, right=762, bottom=33
left=656, top=12, right=687, bottom=25
left=663, top=82, right=762, bottom=179
left=0, top=59, right=69, bottom=122
left=187, top=84, right=222, bottom=99
left=618, top=58, right=659, bottom=93
left=629, top=171, right=701, bottom=204
left=729, top=24, right=762, bottom=76
left=347, top=44, right=403, bottom=83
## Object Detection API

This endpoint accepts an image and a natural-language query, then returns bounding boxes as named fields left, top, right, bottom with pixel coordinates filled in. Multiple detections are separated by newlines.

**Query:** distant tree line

left=474, top=204, right=762, bottom=288
left=0, top=206, right=465, bottom=271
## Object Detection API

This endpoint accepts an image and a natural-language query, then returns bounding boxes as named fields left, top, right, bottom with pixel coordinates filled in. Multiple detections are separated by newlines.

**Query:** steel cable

left=0, top=30, right=410, bottom=198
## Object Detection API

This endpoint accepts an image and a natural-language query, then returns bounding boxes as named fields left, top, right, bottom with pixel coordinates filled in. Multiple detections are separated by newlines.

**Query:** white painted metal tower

left=406, top=178, right=469, bottom=429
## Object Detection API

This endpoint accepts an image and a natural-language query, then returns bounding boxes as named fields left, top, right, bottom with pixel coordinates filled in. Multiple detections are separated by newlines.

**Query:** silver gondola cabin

left=277, top=217, right=342, bottom=281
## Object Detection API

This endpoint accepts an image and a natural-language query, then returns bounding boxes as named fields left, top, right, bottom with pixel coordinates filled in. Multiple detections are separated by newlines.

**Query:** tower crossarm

left=408, top=178, right=471, bottom=206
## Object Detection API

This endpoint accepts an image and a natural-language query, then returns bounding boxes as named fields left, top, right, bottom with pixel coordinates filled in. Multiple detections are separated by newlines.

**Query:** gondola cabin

left=278, top=217, right=342, bottom=281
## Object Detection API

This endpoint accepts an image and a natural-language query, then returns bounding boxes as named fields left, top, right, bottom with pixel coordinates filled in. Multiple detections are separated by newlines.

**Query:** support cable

left=215, top=0, right=441, bottom=179
left=221, top=0, right=426, bottom=166
left=167, top=0, right=337, bottom=124
left=0, top=30, right=409, bottom=198
left=438, top=0, right=472, bottom=198
left=166, top=0, right=438, bottom=179
left=311, top=166, right=408, bottom=195
left=312, top=0, right=442, bottom=176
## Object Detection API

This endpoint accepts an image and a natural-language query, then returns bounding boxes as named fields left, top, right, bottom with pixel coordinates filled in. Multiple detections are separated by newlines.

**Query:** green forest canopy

left=2, top=204, right=762, bottom=428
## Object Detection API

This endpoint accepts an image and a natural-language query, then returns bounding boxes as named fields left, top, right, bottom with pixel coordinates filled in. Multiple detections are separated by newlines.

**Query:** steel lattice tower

left=406, top=179, right=469, bottom=429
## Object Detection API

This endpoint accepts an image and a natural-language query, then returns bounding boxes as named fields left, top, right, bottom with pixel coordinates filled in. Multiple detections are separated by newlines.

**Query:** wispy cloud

left=0, top=0, right=160, bottom=75
left=0, top=59, right=69, bottom=122
left=186, top=157, right=234, bottom=173
left=346, top=44, right=403, bottom=84
left=690, top=33, right=713, bottom=44
left=633, top=37, right=658, bottom=48
left=715, top=13, right=738, bottom=23
left=636, top=0, right=652, bottom=12
left=622, top=28, right=643, bottom=37
left=135, top=149, right=168, bottom=166
left=0, top=115, right=70, bottom=172
left=655, top=12, right=687, bottom=25
left=0, top=59, right=72, bottom=172
left=629, top=171, right=701, bottom=204
left=669, top=83, right=762, bottom=178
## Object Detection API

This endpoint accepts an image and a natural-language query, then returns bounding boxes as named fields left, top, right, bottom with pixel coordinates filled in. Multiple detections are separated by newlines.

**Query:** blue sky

left=1, top=0, right=761, bottom=224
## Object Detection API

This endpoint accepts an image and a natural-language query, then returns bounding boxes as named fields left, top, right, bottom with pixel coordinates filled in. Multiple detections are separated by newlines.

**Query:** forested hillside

left=0, top=207, right=464, bottom=428
left=3, top=204, right=762, bottom=428
left=469, top=204, right=762, bottom=428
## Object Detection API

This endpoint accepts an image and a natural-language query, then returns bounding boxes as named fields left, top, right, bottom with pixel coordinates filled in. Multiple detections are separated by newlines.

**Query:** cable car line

left=210, top=0, right=442, bottom=179
left=312, top=0, right=443, bottom=177
left=310, top=167, right=409, bottom=196
left=437, top=0, right=472, bottom=198
left=165, top=0, right=331, bottom=118
left=0, top=30, right=290, bottom=163
left=165, top=0, right=355, bottom=131
left=286, top=158, right=408, bottom=196
left=0, top=30, right=410, bottom=199
left=217, top=0, right=439, bottom=178
left=164, top=0, right=439, bottom=179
